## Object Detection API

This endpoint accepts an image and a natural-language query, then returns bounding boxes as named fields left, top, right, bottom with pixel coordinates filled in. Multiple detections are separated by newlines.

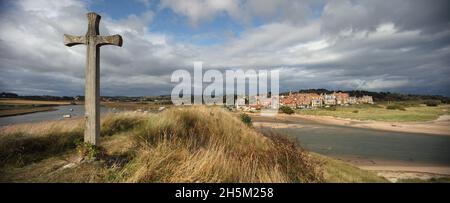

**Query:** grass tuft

left=0, top=129, right=83, bottom=166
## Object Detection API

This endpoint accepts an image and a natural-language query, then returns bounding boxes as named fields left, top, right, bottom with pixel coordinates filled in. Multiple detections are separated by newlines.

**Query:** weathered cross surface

left=64, top=12, right=123, bottom=145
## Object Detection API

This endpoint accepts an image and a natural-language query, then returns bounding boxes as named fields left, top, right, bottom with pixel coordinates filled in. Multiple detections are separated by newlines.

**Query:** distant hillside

left=4, top=89, right=448, bottom=104
left=0, top=92, right=73, bottom=101
left=0, top=92, right=172, bottom=103
left=282, top=89, right=450, bottom=103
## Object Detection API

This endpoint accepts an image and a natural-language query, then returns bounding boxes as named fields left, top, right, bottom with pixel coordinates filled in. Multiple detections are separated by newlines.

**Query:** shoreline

left=332, top=155, right=450, bottom=176
left=252, top=114, right=450, bottom=180
left=358, top=165, right=450, bottom=182
left=320, top=153, right=450, bottom=182
left=289, top=114, right=450, bottom=136
left=0, top=99, right=74, bottom=118
left=0, top=107, right=58, bottom=117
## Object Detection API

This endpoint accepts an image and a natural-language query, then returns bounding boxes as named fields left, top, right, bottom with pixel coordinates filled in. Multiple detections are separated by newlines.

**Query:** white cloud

left=160, top=0, right=318, bottom=25
left=160, top=0, right=240, bottom=25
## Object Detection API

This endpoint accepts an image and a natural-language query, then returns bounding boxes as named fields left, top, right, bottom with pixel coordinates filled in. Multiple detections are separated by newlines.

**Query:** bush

left=386, top=104, right=406, bottom=111
left=424, top=100, right=441, bottom=107
left=75, top=140, right=103, bottom=161
left=279, top=106, right=294, bottom=114
left=240, top=113, right=252, bottom=127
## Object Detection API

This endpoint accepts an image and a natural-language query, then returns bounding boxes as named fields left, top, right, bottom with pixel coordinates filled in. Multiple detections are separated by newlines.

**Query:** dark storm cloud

left=0, top=0, right=449, bottom=96
left=320, top=0, right=450, bottom=33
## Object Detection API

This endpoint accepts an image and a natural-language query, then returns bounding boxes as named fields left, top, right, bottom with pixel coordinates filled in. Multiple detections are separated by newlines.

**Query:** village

left=236, top=92, right=374, bottom=111
left=1, top=1, right=449, bottom=187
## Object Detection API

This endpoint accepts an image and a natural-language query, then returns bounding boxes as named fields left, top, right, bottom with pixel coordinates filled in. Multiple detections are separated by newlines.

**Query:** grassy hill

left=0, top=106, right=385, bottom=183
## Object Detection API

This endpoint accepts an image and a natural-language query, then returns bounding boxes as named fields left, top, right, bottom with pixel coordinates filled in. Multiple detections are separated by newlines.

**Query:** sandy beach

left=360, top=165, right=450, bottom=182
left=328, top=154, right=450, bottom=182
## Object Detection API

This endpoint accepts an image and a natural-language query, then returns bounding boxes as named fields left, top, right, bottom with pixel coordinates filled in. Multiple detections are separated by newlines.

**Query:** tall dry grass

left=0, top=119, right=84, bottom=166
left=120, top=107, right=323, bottom=183
left=0, top=106, right=323, bottom=183
left=0, top=112, right=145, bottom=167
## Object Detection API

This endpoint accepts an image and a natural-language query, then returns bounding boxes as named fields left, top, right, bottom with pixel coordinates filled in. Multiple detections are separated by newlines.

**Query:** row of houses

left=235, top=95, right=280, bottom=110
left=280, top=92, right=373, bottom=108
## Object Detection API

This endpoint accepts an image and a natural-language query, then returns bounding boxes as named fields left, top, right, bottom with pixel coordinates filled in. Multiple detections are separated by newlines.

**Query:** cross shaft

left=64, top=12, right=122, bottom=145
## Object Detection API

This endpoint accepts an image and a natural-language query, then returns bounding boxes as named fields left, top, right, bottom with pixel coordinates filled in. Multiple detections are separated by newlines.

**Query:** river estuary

left=252, top=116, right=450, bottom=169
left=1, top=107, right=450, bottom=171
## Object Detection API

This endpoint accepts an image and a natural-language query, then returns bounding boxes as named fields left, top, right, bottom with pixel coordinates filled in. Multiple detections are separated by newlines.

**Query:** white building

left=235, top=97, right=246, bottom=109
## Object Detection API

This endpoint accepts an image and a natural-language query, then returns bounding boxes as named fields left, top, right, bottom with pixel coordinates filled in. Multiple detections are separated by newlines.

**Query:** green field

left=101, top=101, right=171, bottom=111
left=0, top=106, right=57, bottom=117
left=311, top=153, right=387, bottom=183
left=0, top=99, right=71, bottom=117
left=296, top=103, right=450, bottom=122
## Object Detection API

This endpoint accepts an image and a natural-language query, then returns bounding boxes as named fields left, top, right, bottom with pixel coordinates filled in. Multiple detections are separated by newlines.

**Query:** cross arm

left=96, top=35, right=123, bottom=47
left=64, top=34, right=86, bottom=47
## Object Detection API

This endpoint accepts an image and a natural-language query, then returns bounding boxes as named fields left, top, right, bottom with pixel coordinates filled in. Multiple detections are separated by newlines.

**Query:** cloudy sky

left=0, top=0, right=449, bottom=96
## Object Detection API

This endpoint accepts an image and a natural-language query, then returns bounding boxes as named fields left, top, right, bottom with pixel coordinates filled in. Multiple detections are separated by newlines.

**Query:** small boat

left=69, top=108, right=74, bottom=111
left=63, top=114, right=71, bottom=118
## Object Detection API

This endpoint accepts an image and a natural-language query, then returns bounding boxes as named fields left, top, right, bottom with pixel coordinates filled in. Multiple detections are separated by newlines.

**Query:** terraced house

left=280, top=92, right=373, bottom=109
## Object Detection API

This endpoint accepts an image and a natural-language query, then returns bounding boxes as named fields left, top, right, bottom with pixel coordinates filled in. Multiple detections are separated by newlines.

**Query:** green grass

left=296, top=104, right=450, bottom=122
left=0, top=99, right=71, bottom=105
left=0, top=99, right=70, bottom=117
left=397, top=177, right=450, bottom=183
left=0, top=106, right=57, bottom=117
left=312, top=153, right=387, bottom=183
left=0, top=128, right=83, bottom=167
left=101, top=101, right=171, bottom=111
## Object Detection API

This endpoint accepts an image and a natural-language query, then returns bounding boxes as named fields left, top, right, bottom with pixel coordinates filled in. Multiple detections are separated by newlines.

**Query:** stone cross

left=64, top=12, right=123, bottom=145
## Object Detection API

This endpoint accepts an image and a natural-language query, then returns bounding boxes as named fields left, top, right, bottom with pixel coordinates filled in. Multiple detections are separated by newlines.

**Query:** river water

left=0, top=105, right=114, bottom=126
left=253, top=116, right=450, bottom=167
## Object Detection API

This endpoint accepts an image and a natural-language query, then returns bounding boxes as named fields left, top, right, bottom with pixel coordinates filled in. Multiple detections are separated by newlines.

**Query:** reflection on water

left=256, top=117, right=450, bottom=166
left=0, top=105, right=114, bottom=126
